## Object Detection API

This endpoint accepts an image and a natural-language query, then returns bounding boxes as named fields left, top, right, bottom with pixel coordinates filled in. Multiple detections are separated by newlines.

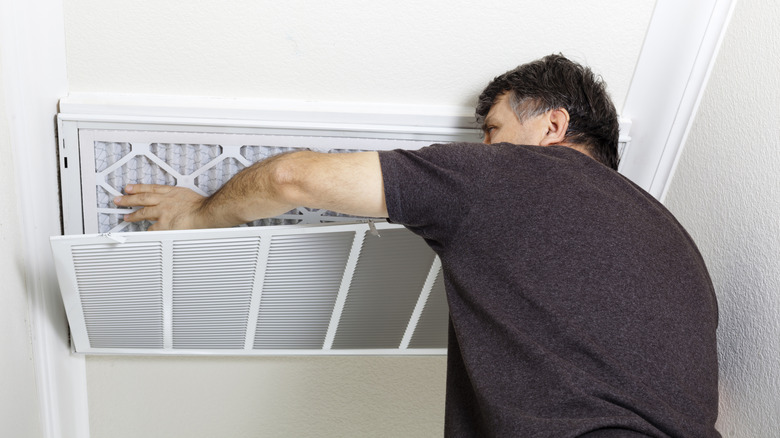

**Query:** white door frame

left=619, top=0, right=738, bottom=201
left=1, top=0, right=736, bottom=436
left=0, top=0, right=90, bottom=437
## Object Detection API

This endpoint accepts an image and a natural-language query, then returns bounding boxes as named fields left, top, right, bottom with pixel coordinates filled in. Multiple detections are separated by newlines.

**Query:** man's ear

left=539, top=108, right=570, bottom=146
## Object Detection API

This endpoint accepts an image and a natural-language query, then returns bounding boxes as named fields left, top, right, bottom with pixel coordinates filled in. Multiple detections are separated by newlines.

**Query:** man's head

left=475, top=54, right=620, bottom=170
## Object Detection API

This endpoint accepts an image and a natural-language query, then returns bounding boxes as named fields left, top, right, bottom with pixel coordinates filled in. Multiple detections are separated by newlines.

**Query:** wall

left=88, top=356, right=446, bottom=437
left=0, top=50, right=44, bottom=437
left=62, top=1, right=656, bottom=436
left=664, top=0, right=780, bottom=436
left=64, top=0, right=654, bottom=109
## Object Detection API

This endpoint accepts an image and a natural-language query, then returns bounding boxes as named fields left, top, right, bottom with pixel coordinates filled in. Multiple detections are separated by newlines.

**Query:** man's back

left=380, top=143, right=720, bottom=437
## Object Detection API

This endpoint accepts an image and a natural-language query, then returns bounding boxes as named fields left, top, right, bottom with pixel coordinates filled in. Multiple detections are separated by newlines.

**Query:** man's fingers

left=112, top=184, right=203, bottom=230
left=115, top=192, right=160, bottom=207
left=125, top=184, right=175, bottom=194
left=114, top=184, right=170, bottom=206
left=124, top=206, right=159, bottom=222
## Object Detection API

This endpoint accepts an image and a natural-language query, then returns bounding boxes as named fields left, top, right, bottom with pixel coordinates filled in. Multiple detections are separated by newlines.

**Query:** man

left=116, top=54, right=720, bottom=437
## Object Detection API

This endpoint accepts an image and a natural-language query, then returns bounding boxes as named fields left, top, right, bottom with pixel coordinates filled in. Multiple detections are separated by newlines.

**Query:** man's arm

left=115, top=151, right=388, bottom=231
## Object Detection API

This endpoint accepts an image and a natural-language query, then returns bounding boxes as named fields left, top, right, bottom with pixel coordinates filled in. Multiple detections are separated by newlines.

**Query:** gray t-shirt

left=379, top=143, right=720, bottom=437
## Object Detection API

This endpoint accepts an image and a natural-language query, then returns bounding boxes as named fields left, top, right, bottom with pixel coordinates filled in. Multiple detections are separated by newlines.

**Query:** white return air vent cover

left=51, top=222, right=448, bottom=355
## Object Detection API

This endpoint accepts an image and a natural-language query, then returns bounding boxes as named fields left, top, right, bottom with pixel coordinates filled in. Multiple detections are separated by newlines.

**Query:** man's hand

left=115, top=184, right=208, bottom=231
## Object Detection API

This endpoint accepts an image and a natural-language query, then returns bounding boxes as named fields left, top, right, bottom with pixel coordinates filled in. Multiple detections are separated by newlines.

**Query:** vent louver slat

left=408, top=271, right=449, bottom=348
left=73, top=242, right=164, bottom=349
left=333, top=229, right=437, bottom=349
left=254, top=233, right=354, bottom=349
left=172, top=238, right=260, bottom=349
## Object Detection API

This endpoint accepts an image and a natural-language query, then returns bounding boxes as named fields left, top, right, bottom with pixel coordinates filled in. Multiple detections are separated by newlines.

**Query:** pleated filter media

left=84, top=131, right=402, bottom=233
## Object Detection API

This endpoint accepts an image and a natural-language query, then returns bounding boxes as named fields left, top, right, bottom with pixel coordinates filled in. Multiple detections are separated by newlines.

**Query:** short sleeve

left=378, top=143, right=493, bottom=245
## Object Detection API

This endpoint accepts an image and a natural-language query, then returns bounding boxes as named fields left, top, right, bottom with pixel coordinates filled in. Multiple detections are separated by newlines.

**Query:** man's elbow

left=267, top=151, right=314, bottom=206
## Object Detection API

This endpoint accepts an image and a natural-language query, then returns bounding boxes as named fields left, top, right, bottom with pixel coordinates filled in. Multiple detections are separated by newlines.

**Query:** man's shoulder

left=380, top=142, right=571, bottom=164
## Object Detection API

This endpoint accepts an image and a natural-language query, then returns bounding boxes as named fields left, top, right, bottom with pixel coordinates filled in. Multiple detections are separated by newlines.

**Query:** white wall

left=0, top=52, right=44, bottom=438
left=61, top=1, right=657, bottom=436
left=64, top=0, right=654, bottom=109
left=664, top=0, right=780, bottom=436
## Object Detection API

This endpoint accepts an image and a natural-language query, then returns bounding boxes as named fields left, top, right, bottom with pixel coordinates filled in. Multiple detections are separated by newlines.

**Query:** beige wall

left=88, top=356, right=446, bottom=438
left=0, top=51, right=44, bottom=437
left=61, top=2, right=657, bottom=436
left=63, top=0, right=654, bottom=109
left=664, top=0, right=780, bottom=436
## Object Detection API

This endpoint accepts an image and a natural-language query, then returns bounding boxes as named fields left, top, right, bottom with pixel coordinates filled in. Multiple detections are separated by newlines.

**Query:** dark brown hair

left=476, top=54, right=620, bottom=170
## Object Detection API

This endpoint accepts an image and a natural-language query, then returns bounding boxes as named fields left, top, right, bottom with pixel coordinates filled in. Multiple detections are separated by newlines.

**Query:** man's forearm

left=197, top=152, right=299, bottom=228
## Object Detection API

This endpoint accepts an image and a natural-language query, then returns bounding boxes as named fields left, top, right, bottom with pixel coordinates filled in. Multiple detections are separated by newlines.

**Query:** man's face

left=482, top=93, right=549, bottom=146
